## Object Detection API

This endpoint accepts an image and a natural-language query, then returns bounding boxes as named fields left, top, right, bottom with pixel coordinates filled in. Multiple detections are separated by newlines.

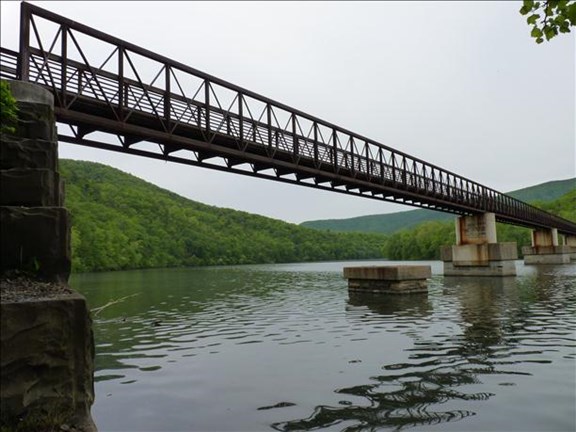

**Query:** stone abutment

left=0, top=81, right=96, bottom=431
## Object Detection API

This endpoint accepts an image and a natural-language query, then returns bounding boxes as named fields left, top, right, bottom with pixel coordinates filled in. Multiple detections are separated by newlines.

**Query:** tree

left=520, top=0, right=576, bottom=43
left=0, top=80, right=18, bottom=134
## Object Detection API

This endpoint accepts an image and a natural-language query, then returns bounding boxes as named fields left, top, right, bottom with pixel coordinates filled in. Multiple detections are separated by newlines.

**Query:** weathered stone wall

left=1, top=291, right=95, bottom=429
left=0, top=81, right=70, bottom=282
left=0, top=81, right=95, bottom=430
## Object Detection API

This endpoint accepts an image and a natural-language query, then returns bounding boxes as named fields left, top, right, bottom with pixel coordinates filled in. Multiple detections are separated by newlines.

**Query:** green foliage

left=520, top=0, right=576, bottom=43
left=534, top=188, right=576, bottom=221
left=0, top=80, right=18, bottom=134
left=60, top=160, right=387, bottom=272
left=301, top=178, right=575, bottom=235
left=383, top=221, right=455, bottom=260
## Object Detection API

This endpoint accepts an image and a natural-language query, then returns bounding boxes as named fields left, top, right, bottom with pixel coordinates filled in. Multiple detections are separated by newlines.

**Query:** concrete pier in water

left=441, top=213, right=517, bottom=277
left=522, top=228, right=572, bottom=264
left=343, top=265, right=431, bottom=294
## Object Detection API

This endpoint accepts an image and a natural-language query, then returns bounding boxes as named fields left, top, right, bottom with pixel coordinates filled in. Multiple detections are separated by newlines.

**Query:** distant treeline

left=60, top=160, right=575, bottom=272
left=61, top=160, right=387, bottom=272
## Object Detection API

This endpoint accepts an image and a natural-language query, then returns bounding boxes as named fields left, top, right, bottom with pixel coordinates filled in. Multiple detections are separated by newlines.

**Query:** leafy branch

left=520, top=0, right=576, bottom=43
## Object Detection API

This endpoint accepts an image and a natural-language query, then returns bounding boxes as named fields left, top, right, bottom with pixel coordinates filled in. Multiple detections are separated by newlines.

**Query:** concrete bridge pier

left=522, top=228, right=572, bottom=264
left=564, top=235, right=576, bottom=260
left=441, top=212, right=517, bottom=277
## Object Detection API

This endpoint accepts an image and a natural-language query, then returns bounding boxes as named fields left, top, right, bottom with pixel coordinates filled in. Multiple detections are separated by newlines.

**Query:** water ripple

left=76, top=263, right=576, bottom=432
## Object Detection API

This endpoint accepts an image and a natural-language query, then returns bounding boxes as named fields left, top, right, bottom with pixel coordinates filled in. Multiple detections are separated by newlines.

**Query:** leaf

left=527, top=13, right=540, bottom=24
left=520, top=4, right=532, bottom=15
left=544, top=26, right=558, bottom=40
left=531, top=27, right=543, bottom=38
left=566, top=3, right=576, bottom=25
left=553, top=15, right=566, bottom=25
left=536, top=37, right=544, bottom=44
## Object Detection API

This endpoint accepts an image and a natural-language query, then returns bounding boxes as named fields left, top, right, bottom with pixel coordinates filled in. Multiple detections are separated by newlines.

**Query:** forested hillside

left=383, top=190, right=576, bottom=260
left=60, top=160, right=387, bottom=272
left=301, top=177, right=575, bottom=234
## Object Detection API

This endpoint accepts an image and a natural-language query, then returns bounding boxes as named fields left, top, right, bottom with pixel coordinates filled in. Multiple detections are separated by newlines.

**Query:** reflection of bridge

left=1, top=3, right=575, bottom=237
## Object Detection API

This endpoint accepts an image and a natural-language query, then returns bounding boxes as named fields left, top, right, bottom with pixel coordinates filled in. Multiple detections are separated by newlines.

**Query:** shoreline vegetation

left=60, top=160, right=575, bottom=274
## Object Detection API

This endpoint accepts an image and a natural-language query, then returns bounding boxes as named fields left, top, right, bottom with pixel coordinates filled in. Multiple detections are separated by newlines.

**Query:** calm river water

left=71, top=260, right=576, bottom=432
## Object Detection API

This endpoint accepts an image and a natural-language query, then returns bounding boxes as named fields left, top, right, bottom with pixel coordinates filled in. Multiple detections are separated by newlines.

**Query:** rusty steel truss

left=1, top=3, right=575, bottom=236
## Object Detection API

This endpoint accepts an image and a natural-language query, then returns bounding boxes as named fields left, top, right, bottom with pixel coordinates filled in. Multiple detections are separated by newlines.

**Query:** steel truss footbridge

left=1, top=3, right=575, bottom=236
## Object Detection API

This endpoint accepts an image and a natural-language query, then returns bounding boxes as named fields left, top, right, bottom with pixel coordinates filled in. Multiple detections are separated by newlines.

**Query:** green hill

left=60, top=160, right=388, bottom=273
left=301, top=178, right=576, bottom=235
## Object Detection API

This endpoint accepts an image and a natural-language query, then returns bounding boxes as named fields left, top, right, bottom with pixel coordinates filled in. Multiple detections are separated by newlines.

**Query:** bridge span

left=1, top=2, right=575, bottom=239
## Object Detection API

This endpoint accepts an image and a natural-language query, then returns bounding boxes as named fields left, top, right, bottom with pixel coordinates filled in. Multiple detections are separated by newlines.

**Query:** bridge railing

left=3, top=3, right=575, bottom=235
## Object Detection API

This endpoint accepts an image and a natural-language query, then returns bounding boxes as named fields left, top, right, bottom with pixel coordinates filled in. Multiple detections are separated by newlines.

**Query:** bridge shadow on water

left=272, top=272, right=567, bottom=432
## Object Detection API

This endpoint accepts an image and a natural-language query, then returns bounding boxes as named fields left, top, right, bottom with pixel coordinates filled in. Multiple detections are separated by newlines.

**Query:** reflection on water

left=72, top=261, right=576, bottom=432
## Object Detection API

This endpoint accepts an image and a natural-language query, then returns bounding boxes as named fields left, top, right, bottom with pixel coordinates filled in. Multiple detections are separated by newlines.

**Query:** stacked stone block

left=0, top=81, right=71, bottom=282
left=0, top=81, right=95, bottom=430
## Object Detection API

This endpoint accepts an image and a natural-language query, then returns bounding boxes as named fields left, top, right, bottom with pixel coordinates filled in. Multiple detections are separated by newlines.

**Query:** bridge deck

left=1, top=3, right=575, bottom=236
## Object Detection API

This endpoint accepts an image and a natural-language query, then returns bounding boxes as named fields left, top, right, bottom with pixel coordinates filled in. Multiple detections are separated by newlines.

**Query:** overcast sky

left=1, top=1, right=574, bottom=224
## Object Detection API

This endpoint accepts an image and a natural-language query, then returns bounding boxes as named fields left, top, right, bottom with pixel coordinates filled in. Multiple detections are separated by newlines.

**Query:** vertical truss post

left=332, top=129, right=338, bottom=167
left=292, top=115, right=299, bottom=156
left=18, top=2, right=31, bottom=81
left=422, top=165, right=427, bottom=193
left=118, top=47, right=124, bottom=121
left=402, top=156, right=407, bottom=187
left=378, top=148, right=384, bottom=182
left=61, top=24, right=68, bottom=106
left=313, top=122, right=319, bottom=164
left=238, top=93, right=244, bottom=145
left=164, top=65, right=171, bottom=128
left=204, top=79, right=210, bottom=134
left=364, top=141, right=372, bottom=176
left=350, top=137, right=355, bottom=173
left=267, top=103, right=272, bottom=150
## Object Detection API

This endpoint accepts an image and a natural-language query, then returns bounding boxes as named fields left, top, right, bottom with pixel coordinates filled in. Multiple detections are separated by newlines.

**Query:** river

left=71, top=260, right=576, bottom=432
